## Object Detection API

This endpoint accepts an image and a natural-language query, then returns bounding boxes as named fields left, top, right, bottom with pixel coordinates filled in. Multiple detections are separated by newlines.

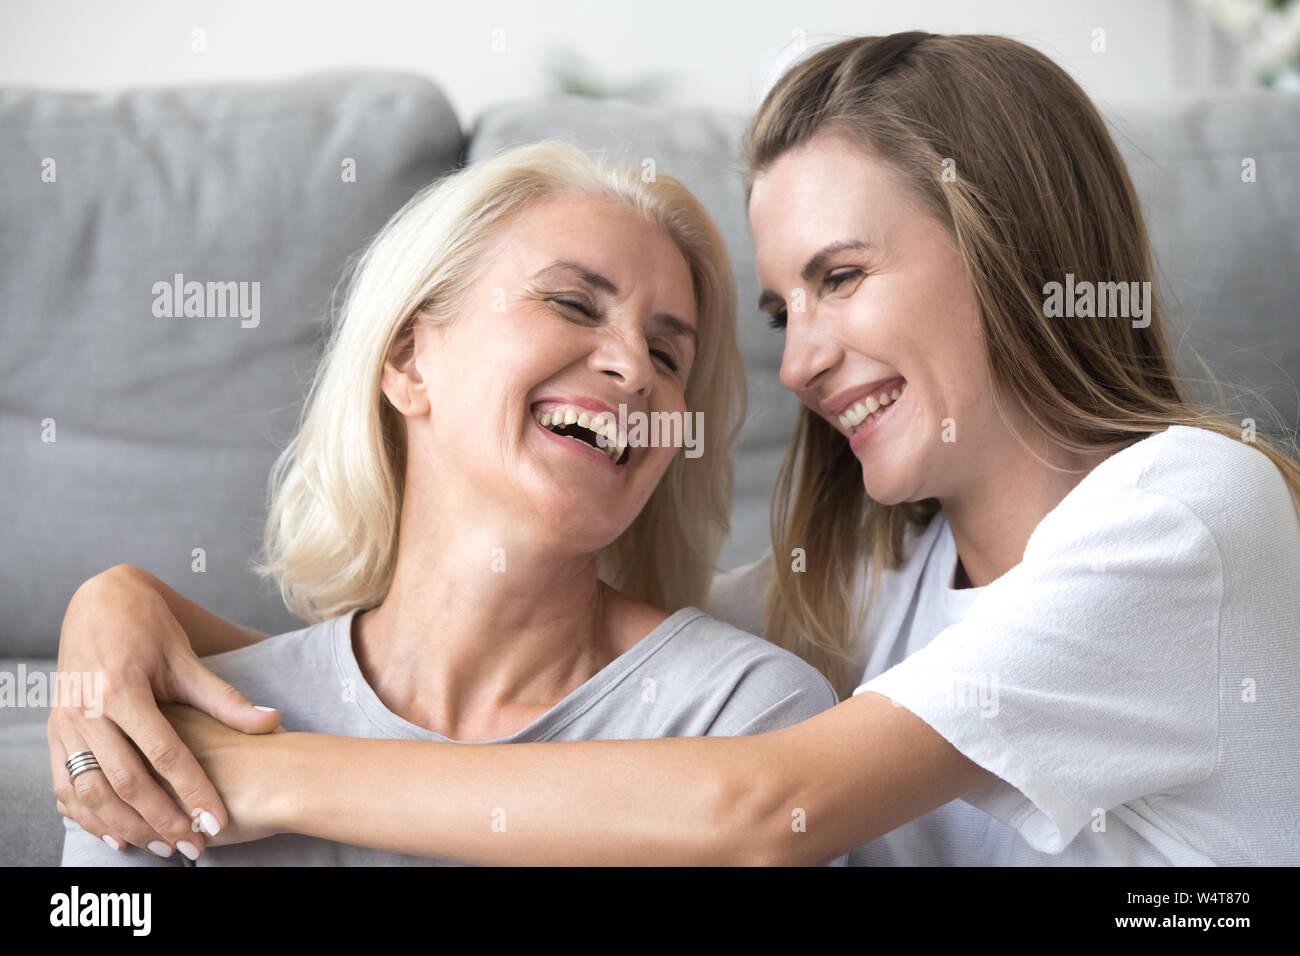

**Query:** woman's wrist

left=256, top=731, right=316, bottom=837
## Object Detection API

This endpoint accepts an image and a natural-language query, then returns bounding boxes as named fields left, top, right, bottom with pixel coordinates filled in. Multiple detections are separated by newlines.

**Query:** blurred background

left=2, top=0, right=1299, bottom=115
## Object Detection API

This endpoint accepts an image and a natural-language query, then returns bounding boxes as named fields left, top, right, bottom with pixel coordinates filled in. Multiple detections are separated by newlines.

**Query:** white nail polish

left=253, top=705, right=278, bottom=712
left=101, top=835, right=122, bottom=852
left=199, top=811, right=221, bottom=836
left=147, top=841, right=172, bottom=858
left=177, top=840, right=200, bottom=861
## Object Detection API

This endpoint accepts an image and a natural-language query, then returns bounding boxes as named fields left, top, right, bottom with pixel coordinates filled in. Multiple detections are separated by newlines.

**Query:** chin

left=858, top=466, right=921, bottom=507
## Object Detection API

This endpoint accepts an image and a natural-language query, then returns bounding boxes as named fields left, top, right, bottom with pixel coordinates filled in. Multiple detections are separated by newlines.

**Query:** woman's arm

left=242, top=690, right=993, bottom=865
left=107, top=564, right=270, bottom=656
left=49, top=566, right=281, bottom=858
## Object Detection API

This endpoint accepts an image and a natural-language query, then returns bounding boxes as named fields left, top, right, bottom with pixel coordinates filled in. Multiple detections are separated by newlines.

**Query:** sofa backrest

left=0, top=73, right=465, bottom=655
left=3, top=75, right=1296, bottom=656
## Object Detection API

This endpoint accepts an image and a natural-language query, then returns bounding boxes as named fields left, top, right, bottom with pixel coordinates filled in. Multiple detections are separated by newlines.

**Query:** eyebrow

left=757, top=239, right=873, bottom=310
left=530, top=260, right=698, bottom=346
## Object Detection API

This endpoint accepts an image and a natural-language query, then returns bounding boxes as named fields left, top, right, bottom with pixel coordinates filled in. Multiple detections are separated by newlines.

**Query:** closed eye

left=651, top=348, right=679, bottom=373
left=552, top=296, right=681, bottom=373
left=550, top=296, right=596, bottom=318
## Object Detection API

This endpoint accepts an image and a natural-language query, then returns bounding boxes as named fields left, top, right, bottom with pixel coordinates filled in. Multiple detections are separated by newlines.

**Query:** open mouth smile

left=531, top=403, right=630, bottom=467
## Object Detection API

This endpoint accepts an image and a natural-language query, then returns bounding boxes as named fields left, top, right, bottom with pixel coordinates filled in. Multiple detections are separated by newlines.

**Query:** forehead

left=748, top=136, right=905, bottom=275
left=491, top=196, right=696, bottom=319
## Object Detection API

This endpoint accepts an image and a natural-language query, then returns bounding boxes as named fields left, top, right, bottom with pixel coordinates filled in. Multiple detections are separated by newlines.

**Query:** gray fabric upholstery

left=0, top=72, right=466, bottom=658
left=2, top=75, right=1297, bottom=866
left=0, top=73, right=464, bottom=865
left=0, top=659, right=60, bottom=867
left=1111, top=92, right=1300, bottom=436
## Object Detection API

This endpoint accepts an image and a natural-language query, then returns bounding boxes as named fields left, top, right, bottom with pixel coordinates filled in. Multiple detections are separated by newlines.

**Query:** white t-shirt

left=709, top=426, right=1300, bottom=865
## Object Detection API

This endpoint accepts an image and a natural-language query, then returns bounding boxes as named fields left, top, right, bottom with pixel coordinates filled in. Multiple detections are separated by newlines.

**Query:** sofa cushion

left=0, top=720, right=62, bottom=866
left=0, top=73, right=465, bottom=656
left=0, top=656, right=61, bottom=866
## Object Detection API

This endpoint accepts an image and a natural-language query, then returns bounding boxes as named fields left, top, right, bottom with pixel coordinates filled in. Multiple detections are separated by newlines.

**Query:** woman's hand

left=158, top=703, right=287, bottom=846
left=48, top=565, right=282, bottom=859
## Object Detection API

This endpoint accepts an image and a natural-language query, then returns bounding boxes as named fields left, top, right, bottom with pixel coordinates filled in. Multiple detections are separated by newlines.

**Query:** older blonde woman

left=54, top=140, right=841, bottom=865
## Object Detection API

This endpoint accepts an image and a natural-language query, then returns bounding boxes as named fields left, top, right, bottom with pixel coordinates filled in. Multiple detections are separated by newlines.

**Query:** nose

left=589, top=328, right=655, bottom=397
left=778, top=303, right=841, bottom=395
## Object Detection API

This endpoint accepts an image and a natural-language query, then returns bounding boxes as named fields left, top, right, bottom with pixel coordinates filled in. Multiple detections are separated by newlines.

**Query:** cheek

left=634, top=446, right=679, bottom=503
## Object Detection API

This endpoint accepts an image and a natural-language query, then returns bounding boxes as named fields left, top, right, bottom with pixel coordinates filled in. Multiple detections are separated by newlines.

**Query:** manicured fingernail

left=147, top=841, right=173, bottom=858
left=177, top=840, right=200, bottom=861
left=102, top=835, right=122, bottom=852
left=199, top=810, right=221, bottom=836
left=253, top=705, right=278, bottom=712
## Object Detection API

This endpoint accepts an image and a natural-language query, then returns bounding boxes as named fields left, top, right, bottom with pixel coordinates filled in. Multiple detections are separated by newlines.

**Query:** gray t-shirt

left=63, top=605, right=845, bottom=866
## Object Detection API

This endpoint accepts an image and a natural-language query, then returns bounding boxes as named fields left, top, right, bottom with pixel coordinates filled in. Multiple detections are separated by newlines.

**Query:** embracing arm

left=255, top=690, right=993, bottom=865
left=100, top=564, right=269, bottom=656
left=50, top=565, right=281, bottom=859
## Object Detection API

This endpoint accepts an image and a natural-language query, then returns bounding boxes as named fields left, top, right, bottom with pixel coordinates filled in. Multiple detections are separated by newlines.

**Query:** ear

left=380, top=318, right=431, bottom=417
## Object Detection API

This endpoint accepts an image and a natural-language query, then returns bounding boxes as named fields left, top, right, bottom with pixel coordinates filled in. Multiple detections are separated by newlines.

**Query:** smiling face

left=381, top=194, right=699, bottom=556
left=748, top=133, right=1001, bottom=506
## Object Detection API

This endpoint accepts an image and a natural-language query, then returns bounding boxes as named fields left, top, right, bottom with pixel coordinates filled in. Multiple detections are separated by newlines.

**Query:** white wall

left=0, top=0, right=1246, bottom=123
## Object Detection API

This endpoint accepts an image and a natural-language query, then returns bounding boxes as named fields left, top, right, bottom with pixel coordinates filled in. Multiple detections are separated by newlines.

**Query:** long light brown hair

left=742, top=32, right=1300, bottom=698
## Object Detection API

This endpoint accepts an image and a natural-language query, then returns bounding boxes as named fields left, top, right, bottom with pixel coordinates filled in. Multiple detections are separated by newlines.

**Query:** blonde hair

left=743, top=32, right=1300, bottom=698
left=256, top=140, right=745, bottom=621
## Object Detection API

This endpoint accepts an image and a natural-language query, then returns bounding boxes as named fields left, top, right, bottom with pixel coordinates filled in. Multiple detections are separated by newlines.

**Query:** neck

left=940, top=428, right=1111, bottom=588
left=353, top=488, right=625, bottom=741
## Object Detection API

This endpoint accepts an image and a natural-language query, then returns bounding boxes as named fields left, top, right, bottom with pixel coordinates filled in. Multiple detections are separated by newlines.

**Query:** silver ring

left=65, top=749, right=101, bottom=781
left=67, top=761, right=101, bottom=781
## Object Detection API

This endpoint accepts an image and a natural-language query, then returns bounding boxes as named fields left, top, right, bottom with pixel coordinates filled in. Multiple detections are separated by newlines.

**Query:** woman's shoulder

left=658, top=607, right=839, bottom=706
left=200, top=614, right=346, bottom=690
left=1060, top=425, right=1296, bottom=542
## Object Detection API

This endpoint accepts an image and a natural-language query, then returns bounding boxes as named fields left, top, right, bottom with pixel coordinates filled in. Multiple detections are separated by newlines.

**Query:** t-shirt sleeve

left=856, top=485, right=1222, bottom=855
left=711, top=657, right=840, bottom=738
left=61, top=816, right=186, bottom=867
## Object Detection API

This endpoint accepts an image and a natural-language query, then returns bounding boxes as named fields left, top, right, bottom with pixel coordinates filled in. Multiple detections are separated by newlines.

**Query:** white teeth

left=838, top=381, right=907, bottom=435
left=532, top=405, right=626, bottom=463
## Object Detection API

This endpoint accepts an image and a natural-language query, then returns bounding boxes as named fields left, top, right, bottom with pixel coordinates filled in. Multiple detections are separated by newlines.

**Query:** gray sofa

left=2, top=72, right=1297, bottom=866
